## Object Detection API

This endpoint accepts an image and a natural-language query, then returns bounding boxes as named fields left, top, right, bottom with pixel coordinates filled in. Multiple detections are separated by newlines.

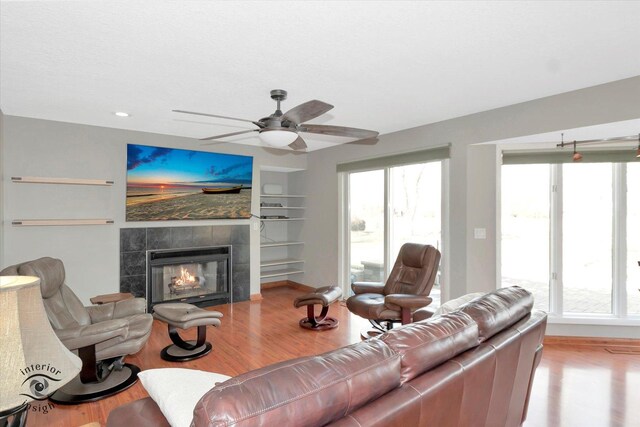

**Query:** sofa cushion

left=379, top=311, right=479, bottom=384
left=459, top=286, right=533, bottom=342
left=192, top=339, right=401, bottom=427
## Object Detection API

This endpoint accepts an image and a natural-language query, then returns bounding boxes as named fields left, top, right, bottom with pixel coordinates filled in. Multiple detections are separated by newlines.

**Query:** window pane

left=390, top=162, right=441, bottom=304
left=349, top=170, right=384, bottom=286
left=501, top=164, right=550, bottom=311
left=627, top=163, right=640, bottom=315
left=563, top=163, right=612, bottom=314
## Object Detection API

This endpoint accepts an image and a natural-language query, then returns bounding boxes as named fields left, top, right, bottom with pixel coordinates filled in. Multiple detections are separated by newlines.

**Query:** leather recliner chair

left=346, top=243, right=441, bottom=336
left=0, top=257, right=153, bottom=404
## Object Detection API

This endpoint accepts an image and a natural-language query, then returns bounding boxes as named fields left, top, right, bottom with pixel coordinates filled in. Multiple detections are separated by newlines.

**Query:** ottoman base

left=161, top=341, right=213, bottom=362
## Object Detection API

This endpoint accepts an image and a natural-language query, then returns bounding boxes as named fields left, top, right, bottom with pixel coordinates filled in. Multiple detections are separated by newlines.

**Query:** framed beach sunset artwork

left=126, top=144, right=253, bottom=221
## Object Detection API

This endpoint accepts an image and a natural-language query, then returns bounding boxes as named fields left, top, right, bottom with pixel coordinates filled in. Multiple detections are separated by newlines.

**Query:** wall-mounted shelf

left=260, top=194, right=306, bottom=198
left=260, top=241, right=304, bottom=248
left=12, top=219, right=115, bottom=226
left=260, top=258, right=304, bottom=268
left=260, top=206, right=306, bottom=210
left=260, top=268, right=305, bottom=279
left=261, top=218, right=305, bottom=222
left=11, top=176, right=114, bottom=186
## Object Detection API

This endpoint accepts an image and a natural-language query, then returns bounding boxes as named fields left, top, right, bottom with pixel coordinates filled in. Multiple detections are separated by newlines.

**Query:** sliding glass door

left=346, top=160, right=444, bottom=303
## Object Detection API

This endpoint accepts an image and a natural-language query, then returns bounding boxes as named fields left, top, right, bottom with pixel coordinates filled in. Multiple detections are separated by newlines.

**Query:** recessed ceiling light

left=114, top=111, right=130, bottom=117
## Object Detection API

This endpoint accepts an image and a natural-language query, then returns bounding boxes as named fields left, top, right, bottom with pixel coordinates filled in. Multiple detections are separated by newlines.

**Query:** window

left=501, top=164, right=550, bottom=311
left=501, top=159, right=640, bottom=320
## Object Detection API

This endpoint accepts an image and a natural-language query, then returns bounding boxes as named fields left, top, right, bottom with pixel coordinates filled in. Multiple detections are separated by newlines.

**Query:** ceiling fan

left=173, top=89, right=379, bottom=150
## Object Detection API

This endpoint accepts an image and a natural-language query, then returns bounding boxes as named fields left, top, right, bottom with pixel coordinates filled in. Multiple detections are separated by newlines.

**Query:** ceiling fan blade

left=288, top=136, right=308, bottom=151
left=199, top=129, right=258, bottom=141
left=349, top=137, right=379, bottom=145
left=300, top=124, right=379, bottom=140
left=282, top=100, right=334, bottom=125
left=173, top=109, right=261, bottom=127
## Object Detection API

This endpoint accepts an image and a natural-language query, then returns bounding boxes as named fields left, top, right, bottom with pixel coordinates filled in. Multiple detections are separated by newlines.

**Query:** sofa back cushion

left=379, top=311, right=479, bottom=384
left=459, top=286, right=533, bottom=342
left=192, top=339, right=401, bottom=427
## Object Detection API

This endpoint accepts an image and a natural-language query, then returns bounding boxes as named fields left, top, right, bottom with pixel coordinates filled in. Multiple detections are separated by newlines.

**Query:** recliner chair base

left=49, top=363, right=140, bottom=404
left=360, top=319, right=395, bottom=340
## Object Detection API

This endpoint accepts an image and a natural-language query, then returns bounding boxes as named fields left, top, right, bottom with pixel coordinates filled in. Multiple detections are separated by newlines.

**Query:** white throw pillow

left=138, top=368, right=231, bottom=427
left=433, top=292, right=485, bottom=316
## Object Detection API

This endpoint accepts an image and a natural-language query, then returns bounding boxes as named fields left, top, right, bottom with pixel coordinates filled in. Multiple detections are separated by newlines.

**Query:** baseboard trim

left=543, top=335, right=640, bottom=348
left=249, top=293, right=263, bottom=301
left=260, top=280, right=289, bottom=290
left=261, top=280, right=316, bottom=293
left=286, top=280, right=316, bottom=293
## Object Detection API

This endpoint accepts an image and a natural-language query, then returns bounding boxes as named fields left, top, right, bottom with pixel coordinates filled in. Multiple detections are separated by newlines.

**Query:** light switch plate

left=474, top=228, right=487, bottom=239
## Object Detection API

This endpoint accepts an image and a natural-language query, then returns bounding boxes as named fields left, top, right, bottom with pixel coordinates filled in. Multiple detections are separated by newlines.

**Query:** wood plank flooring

left=25, top=287, right=640, bottom=427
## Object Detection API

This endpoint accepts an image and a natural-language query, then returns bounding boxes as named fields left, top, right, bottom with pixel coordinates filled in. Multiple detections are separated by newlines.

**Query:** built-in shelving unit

left=259, top=170, right=306, bottom=281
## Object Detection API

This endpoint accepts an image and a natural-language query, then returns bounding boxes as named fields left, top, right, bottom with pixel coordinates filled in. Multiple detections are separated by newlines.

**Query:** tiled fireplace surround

left=120, top=225, right=250, bottom=303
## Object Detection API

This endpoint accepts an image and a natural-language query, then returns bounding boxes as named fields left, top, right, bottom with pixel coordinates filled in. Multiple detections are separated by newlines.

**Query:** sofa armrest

left=351, top=282, right=385, bottom=295
left=385, top=294, right=433, bottom=310
left=55, top=318, right=128, bottom=350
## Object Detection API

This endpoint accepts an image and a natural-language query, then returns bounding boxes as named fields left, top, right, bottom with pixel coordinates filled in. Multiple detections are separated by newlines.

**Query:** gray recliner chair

left=347, top=243, right=441, bottom=337
left=0, top=257, right=153, bottom=404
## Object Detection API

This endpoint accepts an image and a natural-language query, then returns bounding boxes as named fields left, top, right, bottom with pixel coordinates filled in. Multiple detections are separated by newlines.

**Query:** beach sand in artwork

left=126, top=190, right=252, bottom=221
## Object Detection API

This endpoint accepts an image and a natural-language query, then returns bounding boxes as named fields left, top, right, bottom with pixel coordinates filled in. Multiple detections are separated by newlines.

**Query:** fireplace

left=146, top=246, right=231, bottom=312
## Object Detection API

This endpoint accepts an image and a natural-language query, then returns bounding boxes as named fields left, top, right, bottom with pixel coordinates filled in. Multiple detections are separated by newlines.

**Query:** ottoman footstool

left=293, top=286, right=343, bottom=331
left=152, top=303, right=223, bottom=362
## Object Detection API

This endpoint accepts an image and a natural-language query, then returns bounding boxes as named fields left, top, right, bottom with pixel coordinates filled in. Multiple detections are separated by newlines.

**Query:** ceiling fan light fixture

left=259, top=129, right=298, bottom=147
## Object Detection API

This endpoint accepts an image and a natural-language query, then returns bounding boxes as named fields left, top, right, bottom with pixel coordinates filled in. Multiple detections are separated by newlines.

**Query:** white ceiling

left=1, top=1, right=639, bottom=152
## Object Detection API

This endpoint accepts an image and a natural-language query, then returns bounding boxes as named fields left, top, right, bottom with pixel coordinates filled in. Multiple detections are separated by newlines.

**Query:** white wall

left=302, top=76, right=640, bottom=337
left=1, top=116, right=306, bottom=303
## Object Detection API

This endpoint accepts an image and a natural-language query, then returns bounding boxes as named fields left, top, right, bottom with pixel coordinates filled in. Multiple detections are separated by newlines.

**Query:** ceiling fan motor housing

left=270, top=89, right=287, bottom=101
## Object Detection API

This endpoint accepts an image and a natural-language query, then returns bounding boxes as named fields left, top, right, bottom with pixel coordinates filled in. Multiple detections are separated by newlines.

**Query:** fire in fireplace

left=167, top=265, right=202, bottom=295
left=147, top=246, right=231, bottom=311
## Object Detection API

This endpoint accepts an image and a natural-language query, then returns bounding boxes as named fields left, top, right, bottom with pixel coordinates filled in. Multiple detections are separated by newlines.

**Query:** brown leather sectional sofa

left=108, top=286, right=546, bottom=427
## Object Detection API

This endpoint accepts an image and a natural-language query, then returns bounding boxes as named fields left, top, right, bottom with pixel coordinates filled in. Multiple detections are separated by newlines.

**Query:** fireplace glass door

left=147, top=247, right=230, bottom=310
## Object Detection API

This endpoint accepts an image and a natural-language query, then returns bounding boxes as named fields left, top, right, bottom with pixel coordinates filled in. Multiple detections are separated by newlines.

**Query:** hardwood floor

left=26, top=287, right=640, bottom=427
